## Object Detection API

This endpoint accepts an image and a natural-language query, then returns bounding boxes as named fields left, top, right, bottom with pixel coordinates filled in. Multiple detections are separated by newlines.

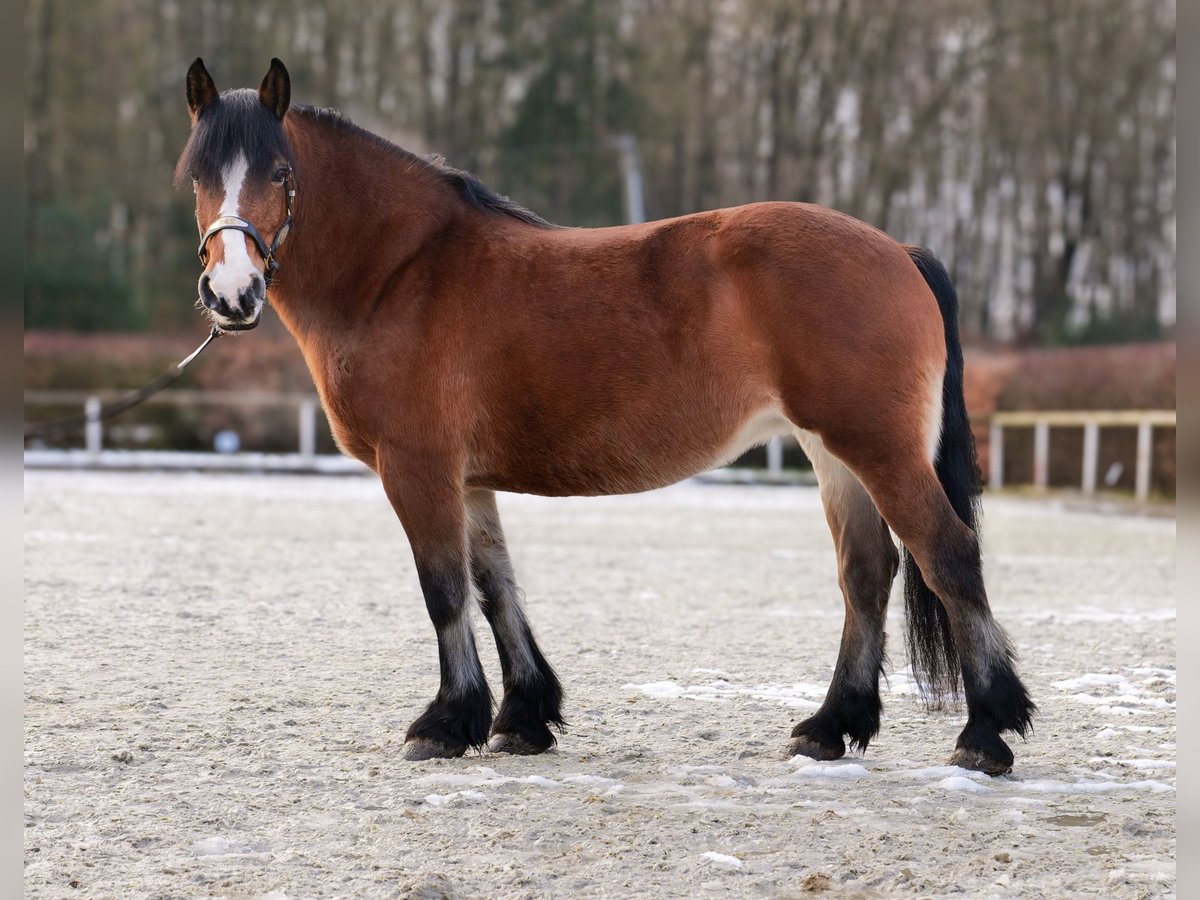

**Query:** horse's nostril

left=198, top=274, right=220, bottom=311
left=236, top=286, right=262, bottom=317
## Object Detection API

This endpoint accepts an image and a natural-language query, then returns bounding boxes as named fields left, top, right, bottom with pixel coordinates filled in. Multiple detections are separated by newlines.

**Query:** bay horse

left=177, top=59, right=1034, bottom=775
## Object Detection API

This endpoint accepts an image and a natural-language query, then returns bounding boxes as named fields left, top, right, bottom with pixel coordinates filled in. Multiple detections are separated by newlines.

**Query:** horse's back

left=529, top=199, right=942, bottom=345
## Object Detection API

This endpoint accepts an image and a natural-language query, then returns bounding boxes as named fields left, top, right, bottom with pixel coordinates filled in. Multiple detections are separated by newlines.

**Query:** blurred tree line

left=25, top=0, right=1174, bottom=344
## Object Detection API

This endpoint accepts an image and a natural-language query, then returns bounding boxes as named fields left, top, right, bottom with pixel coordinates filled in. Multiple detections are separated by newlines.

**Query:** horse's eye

left=272, top=167, right=289, bottom=184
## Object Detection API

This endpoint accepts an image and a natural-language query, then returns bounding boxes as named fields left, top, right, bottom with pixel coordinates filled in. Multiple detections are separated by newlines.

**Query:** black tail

left=901, top=246, right=981, bottom=705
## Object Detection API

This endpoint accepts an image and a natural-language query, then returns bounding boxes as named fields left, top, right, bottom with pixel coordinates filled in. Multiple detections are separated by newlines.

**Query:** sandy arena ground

left=24, top=471, right=1175, bottom=898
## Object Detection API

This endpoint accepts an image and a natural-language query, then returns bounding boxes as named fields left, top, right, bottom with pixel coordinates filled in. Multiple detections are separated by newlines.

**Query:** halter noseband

left=197, top=168, right=295, bottom=287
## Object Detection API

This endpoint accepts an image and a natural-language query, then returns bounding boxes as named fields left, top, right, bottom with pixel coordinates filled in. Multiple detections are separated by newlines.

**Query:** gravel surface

left=24, top=471, right=1175, bottom=898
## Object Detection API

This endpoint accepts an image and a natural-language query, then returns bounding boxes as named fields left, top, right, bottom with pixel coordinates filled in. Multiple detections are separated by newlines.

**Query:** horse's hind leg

left=466, top=489, right=565, bottom=754
left=789, top=430, right=898, bottom=760
left=826, top=440, right=1035, bottom=775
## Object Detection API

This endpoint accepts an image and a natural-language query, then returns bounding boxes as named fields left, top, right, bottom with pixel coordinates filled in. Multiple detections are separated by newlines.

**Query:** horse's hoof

left=950, top=746, right=1012, bottom=776
left=403, top=738, right=467, bottom=761
left=787, top=734, right=846, bottom=761
left=487, top=732, right=551, bottom=755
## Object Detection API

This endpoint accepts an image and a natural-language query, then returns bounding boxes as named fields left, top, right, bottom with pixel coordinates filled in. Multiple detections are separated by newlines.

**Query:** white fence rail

left=26, top=389, right=324, bottom=459
left=27, top=392, right=1176, bottom=499
left=987, top=410, right=1176, bottom=502
left=28, top=389, right=802, bottom=476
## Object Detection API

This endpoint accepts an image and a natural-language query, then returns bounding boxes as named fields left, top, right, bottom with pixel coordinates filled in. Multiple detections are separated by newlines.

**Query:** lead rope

left=24, top=326, right=223, bottom=440
left=30, top=172, right=294, bottom=441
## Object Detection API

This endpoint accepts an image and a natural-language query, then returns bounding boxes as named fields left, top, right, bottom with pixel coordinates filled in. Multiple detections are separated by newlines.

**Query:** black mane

left=424, top=155, right=557, bottom=228
left=293, top=104, right=556, bottom=228
left=175, top=89, right=293, bottom=187
left=178, top=95, right=554, bottom=227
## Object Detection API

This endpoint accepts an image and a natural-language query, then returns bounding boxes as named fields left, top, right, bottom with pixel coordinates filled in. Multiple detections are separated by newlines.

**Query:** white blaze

left=206, top=152, right=262, bottom=312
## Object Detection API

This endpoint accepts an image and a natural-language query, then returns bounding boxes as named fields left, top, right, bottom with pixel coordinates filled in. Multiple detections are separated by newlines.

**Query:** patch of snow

left=191, top=836, right=267, bottom=858
left=1074, top=692, right=1172, bottom=709
left=1052, top=673, right=1127, bottom=690
left=422, top=790, right=487, bottom=806
left=624, top=681, right=687, bottom=699
left=740, top=683, right=824, bottom=707
left=562, top=774, right=619, bottom=786
left=702, top=851, right=743, bottom=869
left=524, top=775, right=562, bottom=788
left=192, top=837, right=233, bottom=857
left=420, top=767, right=511, bottom=787
left=938, top=776, right=992, bottom=793
left=902, top=765, right=988, bottom=781
left=793, top=762, right=870, bottom=780
left=886, top=667, right=966, bottom=703
left=1051, top=669, right=1175, bottom=721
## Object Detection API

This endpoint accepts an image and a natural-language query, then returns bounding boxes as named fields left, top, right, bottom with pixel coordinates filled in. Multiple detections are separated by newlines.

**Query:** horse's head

left=176, top=58, right=295, bottom=332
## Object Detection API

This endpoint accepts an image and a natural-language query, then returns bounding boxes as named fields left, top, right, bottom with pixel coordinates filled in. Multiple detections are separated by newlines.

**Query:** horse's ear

left=186, top=58, right=218, bottom=123
left=259, top=58, right=291, bottom=120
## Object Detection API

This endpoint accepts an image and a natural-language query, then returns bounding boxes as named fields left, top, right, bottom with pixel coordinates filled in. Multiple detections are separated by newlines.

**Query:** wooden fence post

left=298, top=399, right=317, bottom=460
left=85, top=396, right=102, bottom=456
left=1033, top=419, right=1049, bottom=491
left=766, top=436, right=783, bottom=477
left=1135, top=419, right=1153, bottom=502
left=989, top=421, right=1004, bottom=490
left=1081, top=420, right=1099, bottom=495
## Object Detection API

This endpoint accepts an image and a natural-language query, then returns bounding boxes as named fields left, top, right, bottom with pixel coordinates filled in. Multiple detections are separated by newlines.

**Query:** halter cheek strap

left=197, top=171, right=295, bottom=287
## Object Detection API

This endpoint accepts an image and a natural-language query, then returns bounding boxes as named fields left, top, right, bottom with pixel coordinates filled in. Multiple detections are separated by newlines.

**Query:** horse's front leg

left=466, top=488, right=565, bottom=754
left=379, top=454, right=494, bottom=760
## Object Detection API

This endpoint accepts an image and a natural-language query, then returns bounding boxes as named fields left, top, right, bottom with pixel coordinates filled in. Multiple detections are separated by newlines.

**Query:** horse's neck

left=268, top=116, right=460, bottom=345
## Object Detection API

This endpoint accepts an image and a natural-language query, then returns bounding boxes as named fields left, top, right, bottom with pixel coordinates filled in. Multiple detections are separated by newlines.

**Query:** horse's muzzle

left=199, top=272, right=264, bottom=331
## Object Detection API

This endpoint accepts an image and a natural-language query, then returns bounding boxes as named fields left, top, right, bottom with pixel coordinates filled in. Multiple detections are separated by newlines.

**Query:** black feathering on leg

left=789, top=648, right=886, bottom=759
left=970, top=650, right=1037, bottom=739
left=950, top=653, right=1037, bottom=775
left=404, top=682, right=494, bottom=759
left=489, top=635, right=566, bottom=754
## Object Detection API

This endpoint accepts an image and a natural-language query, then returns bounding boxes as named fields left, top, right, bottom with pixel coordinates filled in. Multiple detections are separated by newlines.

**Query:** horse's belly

left=708, top=406, right=793, bottom=468
left=473, top=404, right=792, bottom=497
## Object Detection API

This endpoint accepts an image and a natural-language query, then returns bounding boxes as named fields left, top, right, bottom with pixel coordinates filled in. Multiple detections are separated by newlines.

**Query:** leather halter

left=197, top=168, right=295, bottom=287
